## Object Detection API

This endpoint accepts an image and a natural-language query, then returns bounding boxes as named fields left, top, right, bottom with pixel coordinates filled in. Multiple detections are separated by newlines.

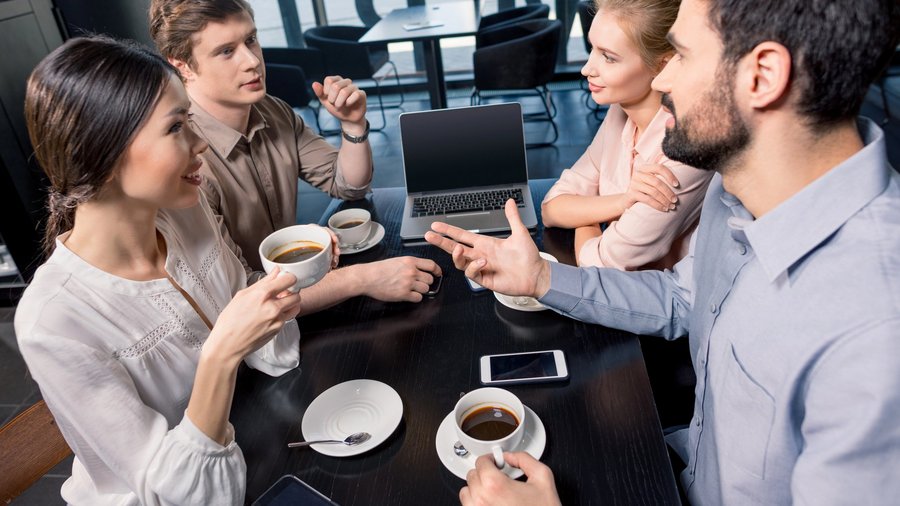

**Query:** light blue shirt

left=540, top=118, right=900, bottom=504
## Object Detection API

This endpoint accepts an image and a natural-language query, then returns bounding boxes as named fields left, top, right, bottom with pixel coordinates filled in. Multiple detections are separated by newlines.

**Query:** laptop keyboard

left=412, top=188, right=526, bottom=217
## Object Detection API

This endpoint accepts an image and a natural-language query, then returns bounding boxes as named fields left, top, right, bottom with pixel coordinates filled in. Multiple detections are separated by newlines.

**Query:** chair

left=476, top=4, right=550, bottom=49
left=577, top=0, right=606, bottom=119
left=265, top=62, right=336, bottom=136
left=471, top=19, right=563, bottom=148
left=262, top=47, right=340, bottom=136
left=0, top=400, right=72, bottom=503
left=877, top=47, right=900, bottom=125
left=303, top=25, right=404, bottom=131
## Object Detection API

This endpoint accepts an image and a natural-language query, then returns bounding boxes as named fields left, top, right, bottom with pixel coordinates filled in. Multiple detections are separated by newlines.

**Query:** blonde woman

left=542, top=0, right=712, bottom=270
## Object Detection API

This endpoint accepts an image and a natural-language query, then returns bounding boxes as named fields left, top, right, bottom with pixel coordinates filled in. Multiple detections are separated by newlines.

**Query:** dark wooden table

left=359, top=3, right=479, bottom=109
left=231, top=179, right=680, bottom=505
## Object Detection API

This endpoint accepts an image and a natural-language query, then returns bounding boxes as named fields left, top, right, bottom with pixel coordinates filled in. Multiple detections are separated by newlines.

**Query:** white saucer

left=435, top=406, right=546, bottom=480
left=492, top=252, right=558, bottom=312
left=300, top=379, right=402, bottom=457
left=339, top=222, right=385, bottom=255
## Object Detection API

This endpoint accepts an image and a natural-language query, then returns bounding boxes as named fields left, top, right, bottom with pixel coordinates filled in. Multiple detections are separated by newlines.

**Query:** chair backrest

left=474, top=19, right=563, bottom=91
left=303, top=25, right=388, bottom=79
left=262, top=46, right=327, bottom=84
left=577, top=1, right=596, bottom=54
left=265, top=63, right=314, bottom=109
left=478, top=4, right=551, bottom=32
left=0, top=400, right=72, bottom=503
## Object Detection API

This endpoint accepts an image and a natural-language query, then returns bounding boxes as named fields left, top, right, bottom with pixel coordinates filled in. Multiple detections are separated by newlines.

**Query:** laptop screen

left=400, top=103, right=528, bottom=194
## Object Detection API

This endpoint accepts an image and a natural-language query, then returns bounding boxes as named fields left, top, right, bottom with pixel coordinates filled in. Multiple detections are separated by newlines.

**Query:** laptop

left=398, top=103, right=538, bottom=241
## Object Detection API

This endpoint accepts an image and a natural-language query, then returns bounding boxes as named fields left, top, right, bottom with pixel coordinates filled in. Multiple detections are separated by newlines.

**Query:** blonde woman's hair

left=594, top=0, right=680, bottom=71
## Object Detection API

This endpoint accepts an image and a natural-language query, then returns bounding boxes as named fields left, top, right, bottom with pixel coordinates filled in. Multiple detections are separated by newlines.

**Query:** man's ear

left=739, top=41, right=792, bottom=110
left=169, top=57, right=196, bottom=82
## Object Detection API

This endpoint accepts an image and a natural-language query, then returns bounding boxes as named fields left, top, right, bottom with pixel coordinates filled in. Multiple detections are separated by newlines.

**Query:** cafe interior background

left=1, top=0, right=898, bottom=503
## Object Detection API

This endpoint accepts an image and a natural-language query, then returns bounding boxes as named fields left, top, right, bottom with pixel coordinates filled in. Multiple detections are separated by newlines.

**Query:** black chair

left=878, top=47, right=900, bottom=125
left=577, top=0, right=606, bottom=119
left=476, top=4, right=550, bottom=49
left=262, top=47, right=338, bottom=136
left=303, top=25, right=404, bottom=131
left=471, top=19, right=563, bottom=148
left=264, top=62, right=333, bottom=135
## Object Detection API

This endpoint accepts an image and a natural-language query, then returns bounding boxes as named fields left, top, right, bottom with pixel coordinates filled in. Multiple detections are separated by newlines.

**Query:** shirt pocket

left=720, top=344, right=775, bottom=479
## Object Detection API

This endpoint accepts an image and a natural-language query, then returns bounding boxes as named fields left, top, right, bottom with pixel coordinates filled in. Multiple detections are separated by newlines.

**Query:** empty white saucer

left=435, top=406, right=546, bottom=480
left=300, top=379, right=402, bottom=457
left=339, top=222, right=385, bottom=255
left=493, top=252, right=558, bottom=312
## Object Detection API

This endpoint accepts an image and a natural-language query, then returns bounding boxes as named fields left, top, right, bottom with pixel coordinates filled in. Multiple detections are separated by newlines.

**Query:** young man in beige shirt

left=149, top=0, right=441, bottom=313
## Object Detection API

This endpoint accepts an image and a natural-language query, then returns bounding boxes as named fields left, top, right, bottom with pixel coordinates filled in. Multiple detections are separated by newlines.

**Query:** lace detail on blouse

left=112, top=319, right=180, bottom=359
left=176, top=244, right=222, bottom=315
left=111, top=293, right=204, bottom=359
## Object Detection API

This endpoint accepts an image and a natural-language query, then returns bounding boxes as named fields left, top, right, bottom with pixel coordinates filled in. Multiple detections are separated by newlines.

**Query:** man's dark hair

left=705, top=0, right=900, bottom=131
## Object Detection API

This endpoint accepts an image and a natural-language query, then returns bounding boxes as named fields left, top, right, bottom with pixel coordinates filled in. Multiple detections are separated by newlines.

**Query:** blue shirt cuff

left=537, top=262, right=584, bottom=313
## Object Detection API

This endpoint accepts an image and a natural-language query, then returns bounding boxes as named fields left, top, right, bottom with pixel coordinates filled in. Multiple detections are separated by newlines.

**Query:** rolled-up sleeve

left=294, top=112, right=371, bottom=201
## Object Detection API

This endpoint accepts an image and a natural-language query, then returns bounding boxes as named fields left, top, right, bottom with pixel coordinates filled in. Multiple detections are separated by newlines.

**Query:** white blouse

left=14, top=195, right=300, bottom=505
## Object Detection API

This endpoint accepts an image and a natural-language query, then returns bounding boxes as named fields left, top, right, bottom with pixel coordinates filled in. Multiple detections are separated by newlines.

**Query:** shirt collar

left=620, top=106, right=669, bottom=163
left=188, top=100, right=269, bottom=157
left=741, top=117, right=891, bottom=282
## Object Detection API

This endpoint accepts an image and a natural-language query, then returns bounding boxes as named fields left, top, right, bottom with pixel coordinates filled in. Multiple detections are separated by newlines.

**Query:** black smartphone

left=426, top=275, right=442, bottom=297
left=252, top=475, right=339, bottom=506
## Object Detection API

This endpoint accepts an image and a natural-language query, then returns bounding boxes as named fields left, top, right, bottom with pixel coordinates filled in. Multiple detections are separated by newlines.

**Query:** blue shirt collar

left=731, top=118, right=891, bottom=282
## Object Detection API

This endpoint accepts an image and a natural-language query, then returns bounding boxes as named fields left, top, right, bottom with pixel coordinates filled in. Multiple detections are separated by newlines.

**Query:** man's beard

left=661, top=67, right=750, bottom=173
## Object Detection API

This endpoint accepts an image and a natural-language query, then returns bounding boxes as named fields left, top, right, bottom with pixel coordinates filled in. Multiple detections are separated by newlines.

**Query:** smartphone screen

left=252, top=475, right=338, bottom=506
left=489, top=351, right=558, bottom=381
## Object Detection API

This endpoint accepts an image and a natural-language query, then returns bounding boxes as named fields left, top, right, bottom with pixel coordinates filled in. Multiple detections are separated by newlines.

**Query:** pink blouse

left=542, top=104, right=712, bottom=270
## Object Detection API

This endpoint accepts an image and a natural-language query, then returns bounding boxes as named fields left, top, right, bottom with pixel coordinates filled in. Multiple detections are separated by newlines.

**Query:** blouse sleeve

left=577, top=160, right=713, bottom=269
left=17, top=327, right=246, bottom=506
left=542, top=125, right=607, bottom=204
left=244, top=318, right=301, bottom=376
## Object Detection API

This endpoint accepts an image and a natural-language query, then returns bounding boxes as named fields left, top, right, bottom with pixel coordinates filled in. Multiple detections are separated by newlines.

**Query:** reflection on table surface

left=231, top=179, right=679, bottom=505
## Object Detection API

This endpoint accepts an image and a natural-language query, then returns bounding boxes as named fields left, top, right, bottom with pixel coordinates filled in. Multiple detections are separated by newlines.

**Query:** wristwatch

left=341, top=120, right=370, bottom=144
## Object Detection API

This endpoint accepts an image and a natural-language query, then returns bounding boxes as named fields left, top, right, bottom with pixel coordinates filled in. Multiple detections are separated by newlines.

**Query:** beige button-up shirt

left=190, top=95, right=371, bottom=274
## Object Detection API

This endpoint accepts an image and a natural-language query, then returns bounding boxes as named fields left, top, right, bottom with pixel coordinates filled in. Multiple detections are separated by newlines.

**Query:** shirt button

left=737, top=244, right=747, bottom=255
left=695, top=419, right=701, bottom=427
left=710, top=303, right=718, bottom=314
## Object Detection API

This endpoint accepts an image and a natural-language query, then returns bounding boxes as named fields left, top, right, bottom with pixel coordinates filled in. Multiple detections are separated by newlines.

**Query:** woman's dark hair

left=705, top=0, right=900, bottom=132
left=25, top=36, right=177, bottom=256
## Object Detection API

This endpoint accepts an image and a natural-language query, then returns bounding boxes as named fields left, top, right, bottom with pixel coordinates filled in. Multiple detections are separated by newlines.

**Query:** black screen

left=400, top=103, right=528, bottom=193
left=490, top=352, right=557, bottom=381
left=253, top=475, right=337, bottom=506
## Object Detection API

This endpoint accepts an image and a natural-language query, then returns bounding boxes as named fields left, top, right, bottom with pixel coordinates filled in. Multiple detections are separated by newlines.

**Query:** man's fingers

left=430, top=221, right=479, bottom=248
left=311, top=81, right=325, bottom=99
left=425, top=230, right=463, bottom=255
left=459, top=486, right=473, bottom=506
left=414, top=257, right=442, bottom=276
left=503, top=452, right=550, bottom=482
left=463, top=257, right=487, bottom=281
left=504, top=199, right=529, bottom=236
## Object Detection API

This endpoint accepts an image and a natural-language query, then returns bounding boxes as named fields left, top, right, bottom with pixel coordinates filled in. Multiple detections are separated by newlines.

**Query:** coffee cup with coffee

left=327, top=209, right=372, bottom=248
left=454, top=387, right=525, bottom=469
left=259, top=225, right=334, bottom=292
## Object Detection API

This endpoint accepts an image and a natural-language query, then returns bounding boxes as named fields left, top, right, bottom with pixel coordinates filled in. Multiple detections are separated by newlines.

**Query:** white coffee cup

left=259, top=225, right=333, bottom=292
left=454, top=388, right=526, bottom=469
left=327, top=209, right=372, bottom=248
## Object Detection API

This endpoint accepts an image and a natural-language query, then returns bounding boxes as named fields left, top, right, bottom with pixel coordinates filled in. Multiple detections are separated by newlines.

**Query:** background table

left=359, top=3, right=479, bottom=109
left=230, top=180, right=680, bottom=505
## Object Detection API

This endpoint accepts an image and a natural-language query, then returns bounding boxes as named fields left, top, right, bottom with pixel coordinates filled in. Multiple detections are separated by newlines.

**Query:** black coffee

left=337, top=220, right=365, bottom=229
left=270, top=243, right=323, bottom=263
left=461, top=406, right=519, bottom=441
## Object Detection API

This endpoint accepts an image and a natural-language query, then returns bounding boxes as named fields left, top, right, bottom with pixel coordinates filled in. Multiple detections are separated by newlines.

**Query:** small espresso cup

left=454, top=388, right=525, bottom=469
left=259, top=225, right=333, bottom=292
left=327, top=209, right=372, bottom=248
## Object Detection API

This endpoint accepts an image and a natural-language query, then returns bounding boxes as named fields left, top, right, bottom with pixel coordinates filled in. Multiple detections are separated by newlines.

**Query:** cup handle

left=491, top=446, right=505, bottom=469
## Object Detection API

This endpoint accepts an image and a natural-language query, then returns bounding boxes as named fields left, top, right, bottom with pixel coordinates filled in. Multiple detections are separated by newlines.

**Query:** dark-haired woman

left=14, top=36, right=309, bottom=504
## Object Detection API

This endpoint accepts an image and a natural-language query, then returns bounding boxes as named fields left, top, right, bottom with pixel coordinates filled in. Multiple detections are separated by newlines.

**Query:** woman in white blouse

left=14, top=36, right=309, bottom=504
